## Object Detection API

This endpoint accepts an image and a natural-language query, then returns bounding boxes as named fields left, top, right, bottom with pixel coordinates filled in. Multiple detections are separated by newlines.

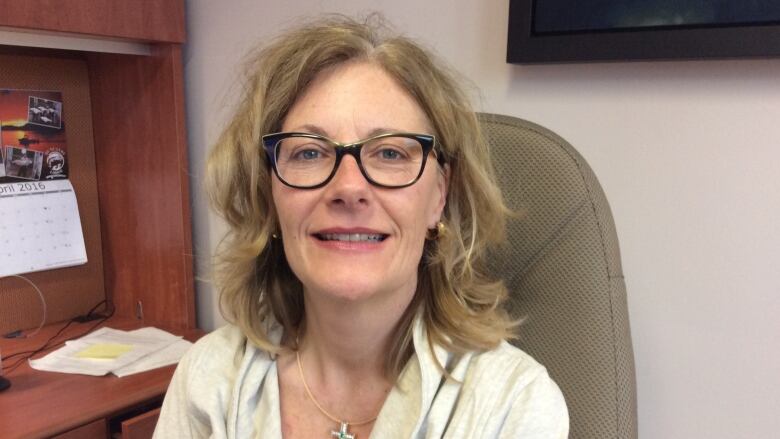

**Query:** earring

left=426, top=221, right=446, bottom=240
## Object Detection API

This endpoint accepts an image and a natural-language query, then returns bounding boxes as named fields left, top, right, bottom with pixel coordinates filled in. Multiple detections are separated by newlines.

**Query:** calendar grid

left=0, top=180, right=87, bottom=277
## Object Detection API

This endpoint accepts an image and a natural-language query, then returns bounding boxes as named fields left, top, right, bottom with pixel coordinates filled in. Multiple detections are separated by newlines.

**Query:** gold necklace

left=296, top=349, right=379, bottom=439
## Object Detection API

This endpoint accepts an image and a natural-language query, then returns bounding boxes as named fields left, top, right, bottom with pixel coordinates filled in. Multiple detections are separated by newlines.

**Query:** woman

left=155, top=15, right=568, bottom=439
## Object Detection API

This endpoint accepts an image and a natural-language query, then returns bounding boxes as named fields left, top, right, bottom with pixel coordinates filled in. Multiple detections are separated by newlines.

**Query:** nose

left=324, top=155, right=371, bottom=208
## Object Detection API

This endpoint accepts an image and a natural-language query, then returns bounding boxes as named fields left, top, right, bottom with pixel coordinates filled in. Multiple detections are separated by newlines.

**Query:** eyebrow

left=291, top=124, right=329, bottom=137
left=287, top=124, right=416, bottom=140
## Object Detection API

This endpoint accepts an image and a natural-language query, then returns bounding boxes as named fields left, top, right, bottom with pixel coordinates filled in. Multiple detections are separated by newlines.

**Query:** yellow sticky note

left=76, top=343, right=133, bottom=359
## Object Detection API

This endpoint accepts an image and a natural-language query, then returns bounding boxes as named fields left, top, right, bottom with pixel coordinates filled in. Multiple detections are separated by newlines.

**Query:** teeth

left=320, top=233, right=385, bottom=242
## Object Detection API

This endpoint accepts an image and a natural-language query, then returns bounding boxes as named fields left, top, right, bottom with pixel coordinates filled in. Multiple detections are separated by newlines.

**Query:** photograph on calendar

left=28, top=95, right=63, bottom=129
left=3, top=146, right=43, bottom=180
left=0, top=145, right=5, bottom=178
left=0, top=89, right=68, bottom=184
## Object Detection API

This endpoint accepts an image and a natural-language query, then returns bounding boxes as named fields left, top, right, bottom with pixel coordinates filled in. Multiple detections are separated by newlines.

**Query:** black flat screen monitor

left=507, top=0, right=780, bottom=63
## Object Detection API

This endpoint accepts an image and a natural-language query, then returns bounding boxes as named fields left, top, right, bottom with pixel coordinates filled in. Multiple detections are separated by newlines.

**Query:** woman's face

left=272, top=61, right=447, bottom=306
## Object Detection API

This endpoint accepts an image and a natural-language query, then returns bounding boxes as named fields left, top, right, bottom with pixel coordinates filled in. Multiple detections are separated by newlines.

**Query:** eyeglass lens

left=273, top=135, right=425, bottom=187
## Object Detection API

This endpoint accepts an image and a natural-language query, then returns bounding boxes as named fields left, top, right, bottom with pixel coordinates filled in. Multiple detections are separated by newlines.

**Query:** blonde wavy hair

left=208, top=14, right=515, bottom=377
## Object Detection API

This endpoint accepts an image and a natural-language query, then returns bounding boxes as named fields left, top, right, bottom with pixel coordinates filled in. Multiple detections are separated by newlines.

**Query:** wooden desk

left=0, top=317, right=202, bottom=439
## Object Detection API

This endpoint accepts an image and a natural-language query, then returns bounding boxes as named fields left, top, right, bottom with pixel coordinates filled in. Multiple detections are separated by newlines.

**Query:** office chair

left=480, top=113, right=638, bottom=439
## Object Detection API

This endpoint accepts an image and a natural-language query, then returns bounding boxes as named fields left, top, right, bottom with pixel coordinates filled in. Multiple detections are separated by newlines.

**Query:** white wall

left=184, top=1, right=780, bottom=437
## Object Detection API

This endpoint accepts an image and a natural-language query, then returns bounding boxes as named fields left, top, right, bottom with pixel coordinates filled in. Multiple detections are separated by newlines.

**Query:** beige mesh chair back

left=480, top=113, right=638, bottom=439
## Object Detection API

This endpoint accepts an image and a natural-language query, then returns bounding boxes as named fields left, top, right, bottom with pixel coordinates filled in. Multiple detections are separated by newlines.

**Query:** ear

left=428, top=163, right=450, bottom=228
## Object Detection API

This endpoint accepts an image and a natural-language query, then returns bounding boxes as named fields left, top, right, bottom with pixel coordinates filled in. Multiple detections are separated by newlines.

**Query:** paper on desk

left=76, top=343, right=133, bottom=359
left=29, top=326, right=192, bottom=377
left=112, top=337, right=192, bottom=377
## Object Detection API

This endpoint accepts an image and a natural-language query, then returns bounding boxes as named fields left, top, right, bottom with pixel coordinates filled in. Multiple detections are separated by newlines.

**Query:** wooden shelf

left=0, top=0, right=185, bottom=43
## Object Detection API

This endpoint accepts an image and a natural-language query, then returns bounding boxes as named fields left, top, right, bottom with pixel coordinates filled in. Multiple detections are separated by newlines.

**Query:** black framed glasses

left=262, top=132, right=443, bottom=189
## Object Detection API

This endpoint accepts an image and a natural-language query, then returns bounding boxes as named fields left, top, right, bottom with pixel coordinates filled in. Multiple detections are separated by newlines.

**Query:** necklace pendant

left=331, top=421, right=355, bottom=439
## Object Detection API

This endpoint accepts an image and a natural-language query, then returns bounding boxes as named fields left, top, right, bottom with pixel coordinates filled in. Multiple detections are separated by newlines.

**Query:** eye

left=281, top=140, right=331, bottom=162
left=379, top=148, right=403, bottom=160
left=371, top=143, right=412, bottom=162
left=295, top=148, right=321, bottom=160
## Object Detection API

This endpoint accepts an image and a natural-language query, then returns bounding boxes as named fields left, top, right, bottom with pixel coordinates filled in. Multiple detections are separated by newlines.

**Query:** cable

left=2, top=275, right=47, bottom=338
left=1, top=299, right=104, bottom=362
left=2, top=311, right=111, bottom=374
left=2, top=299, right=107, bottom=363
left=1, top=300, right=114, bottom=375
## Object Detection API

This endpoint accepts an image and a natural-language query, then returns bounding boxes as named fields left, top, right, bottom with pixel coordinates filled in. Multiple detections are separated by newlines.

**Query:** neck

left=287, top=285, right=417, bottom=430
left=298, top=286, right=415, bottom=381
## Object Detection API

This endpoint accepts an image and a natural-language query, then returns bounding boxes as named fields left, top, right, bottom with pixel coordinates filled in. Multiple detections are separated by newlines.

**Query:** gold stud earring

left=426, top=221, right=446, bottom=240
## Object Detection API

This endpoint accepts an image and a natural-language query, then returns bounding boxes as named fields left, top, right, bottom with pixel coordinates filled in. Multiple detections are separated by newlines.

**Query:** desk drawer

left=117, top=407, right=161, bottom=439
left=53, top=418, right=107, bottom=439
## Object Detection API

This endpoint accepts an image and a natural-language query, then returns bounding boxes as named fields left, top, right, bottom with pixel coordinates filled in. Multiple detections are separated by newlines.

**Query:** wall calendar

left=0, top=89, right=85, bottom=277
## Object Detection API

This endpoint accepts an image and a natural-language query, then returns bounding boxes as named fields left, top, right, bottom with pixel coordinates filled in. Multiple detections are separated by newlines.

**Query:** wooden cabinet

left=0, top=0, right=194, bottom=330
left=87, top=43, right=195, bottom=329
left=0, top=1, right=196, bottom=438
left=0, top=1, right=194, bottom=326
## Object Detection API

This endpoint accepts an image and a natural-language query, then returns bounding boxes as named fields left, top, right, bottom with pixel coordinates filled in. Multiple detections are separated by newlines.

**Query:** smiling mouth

left=315, top=233, right=388, bottom=242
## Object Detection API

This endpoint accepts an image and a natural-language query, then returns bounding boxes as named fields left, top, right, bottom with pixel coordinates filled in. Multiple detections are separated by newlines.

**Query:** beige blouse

left=154, top=316, right=569, bottom=438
